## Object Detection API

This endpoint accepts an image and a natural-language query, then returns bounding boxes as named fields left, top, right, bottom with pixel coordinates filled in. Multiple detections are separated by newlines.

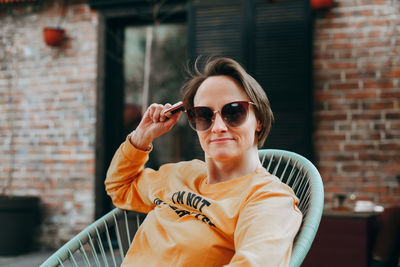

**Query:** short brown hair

left=182, top=57, right=274, bottom=147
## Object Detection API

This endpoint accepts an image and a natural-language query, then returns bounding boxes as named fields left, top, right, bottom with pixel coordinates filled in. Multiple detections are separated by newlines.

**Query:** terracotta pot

left=310, top=0, right=333, bottom=9
left=43, top=27, right=65, bottom=47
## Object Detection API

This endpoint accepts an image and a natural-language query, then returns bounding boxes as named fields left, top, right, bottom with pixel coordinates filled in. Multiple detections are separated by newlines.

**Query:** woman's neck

left=205, top=147, right=262, bottom=184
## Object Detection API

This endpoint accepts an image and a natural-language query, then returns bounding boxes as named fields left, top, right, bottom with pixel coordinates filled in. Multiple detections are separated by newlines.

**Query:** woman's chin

left=207, top=149, right=238, bottom=162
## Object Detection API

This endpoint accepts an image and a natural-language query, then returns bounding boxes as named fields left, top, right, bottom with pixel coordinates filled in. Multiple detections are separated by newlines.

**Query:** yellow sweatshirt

left=105, top=138, right=302, bottom=267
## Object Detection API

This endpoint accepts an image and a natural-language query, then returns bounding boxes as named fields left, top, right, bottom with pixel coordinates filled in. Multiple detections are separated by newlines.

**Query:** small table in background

left=302, top=210, right=380, bottom=267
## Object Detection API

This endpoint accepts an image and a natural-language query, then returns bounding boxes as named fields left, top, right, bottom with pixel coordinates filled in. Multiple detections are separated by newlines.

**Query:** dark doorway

left=93, top=2, right=189, bottom=219
left=92, top=0, right=314, bottom=218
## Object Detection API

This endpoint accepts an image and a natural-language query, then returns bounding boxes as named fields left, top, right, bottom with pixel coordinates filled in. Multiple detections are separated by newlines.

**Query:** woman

left=105, top=57, right=302, bottom=266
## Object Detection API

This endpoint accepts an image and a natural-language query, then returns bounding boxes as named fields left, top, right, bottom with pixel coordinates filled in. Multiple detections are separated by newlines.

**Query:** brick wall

left=1, top=0, right=399, bottom=251
left=313, top=0, right=400, bottom=208
left=0, top=0, right=98, bottom=248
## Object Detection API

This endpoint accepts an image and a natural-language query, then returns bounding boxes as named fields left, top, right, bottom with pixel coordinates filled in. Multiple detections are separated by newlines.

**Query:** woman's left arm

left=226, top=186, right=303, bottom=267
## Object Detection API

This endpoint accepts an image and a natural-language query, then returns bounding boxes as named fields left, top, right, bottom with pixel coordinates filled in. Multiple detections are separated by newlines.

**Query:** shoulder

left=245, top=169, right=299, bottom=204
left=157, top=159, right=206, bottom=177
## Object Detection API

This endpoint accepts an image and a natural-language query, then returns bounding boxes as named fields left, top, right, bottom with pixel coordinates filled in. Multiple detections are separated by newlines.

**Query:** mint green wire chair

left=41, top=149, right=324, bottom=267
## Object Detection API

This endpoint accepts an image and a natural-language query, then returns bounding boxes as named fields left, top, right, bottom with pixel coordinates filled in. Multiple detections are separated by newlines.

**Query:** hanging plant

left=310, top=0, right=333, bottom=10
left=43, top=26, right=65, bottom=46
left=43, top=0, right=69, bottom=47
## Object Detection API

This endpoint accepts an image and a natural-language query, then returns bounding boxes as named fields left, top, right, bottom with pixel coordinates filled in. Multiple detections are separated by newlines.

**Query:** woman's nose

left=211, top=112, right=228, bottom=133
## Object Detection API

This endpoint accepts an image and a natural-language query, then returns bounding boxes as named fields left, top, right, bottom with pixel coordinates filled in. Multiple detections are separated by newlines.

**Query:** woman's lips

left=210, top=138, right=234, bottom=143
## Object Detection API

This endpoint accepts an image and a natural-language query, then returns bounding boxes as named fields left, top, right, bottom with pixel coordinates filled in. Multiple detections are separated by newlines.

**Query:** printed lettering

left=176, top=191, right=186, bottom=205
left=186, top=192, right=195, bottom=207
left=175, top=209, right=191, bottom=218
left=192, top=196, right=201, bottom=209
left=199, top=199, right=211, bottom=212
left=171, top=192, right=178, bottom=204
left=154, top=198, right=168, bottom=206
left=194, top=213, right=202, bottom=219
left=163, top=191, right=215, bottom=227
left=153, top=198, right=162, bottom=205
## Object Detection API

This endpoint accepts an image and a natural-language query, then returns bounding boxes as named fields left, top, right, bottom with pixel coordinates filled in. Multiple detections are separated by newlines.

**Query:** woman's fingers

left=159, top=103, right=172, bottom=122
left=151, top=104, right=163, bottom=122
left=147, top=103, right=177, bottom=123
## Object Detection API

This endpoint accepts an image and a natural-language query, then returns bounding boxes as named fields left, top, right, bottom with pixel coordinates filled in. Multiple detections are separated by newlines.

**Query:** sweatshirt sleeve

left=105, top=136, right=158, bottom=213
left=226, top=182, right=303, bottom=267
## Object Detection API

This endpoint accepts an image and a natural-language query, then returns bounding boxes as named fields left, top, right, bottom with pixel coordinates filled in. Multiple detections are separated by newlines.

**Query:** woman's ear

left=256, top=121, right=262, bottom=132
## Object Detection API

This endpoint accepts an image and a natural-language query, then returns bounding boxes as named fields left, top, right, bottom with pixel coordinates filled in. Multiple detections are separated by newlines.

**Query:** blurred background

left=0, top=0, right=399, bottom=266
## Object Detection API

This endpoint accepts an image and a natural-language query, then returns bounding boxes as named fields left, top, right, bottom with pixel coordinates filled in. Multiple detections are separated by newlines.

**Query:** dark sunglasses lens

left=188, top=107, right=214, bottom=131
left=222, top=102, right=248, bottom=127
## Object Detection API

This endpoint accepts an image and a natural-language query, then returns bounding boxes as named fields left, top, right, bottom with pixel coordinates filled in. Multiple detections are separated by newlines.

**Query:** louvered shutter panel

left=253, top=0, right=313, bottom=160
left=187, top=0, right=245, bottom=160
left=189, top=0, right=244, bottom=62
left=188, top=0, right=313, bottom=160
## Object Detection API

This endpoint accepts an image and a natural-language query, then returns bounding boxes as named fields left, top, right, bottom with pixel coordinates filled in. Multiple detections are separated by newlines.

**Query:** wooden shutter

left=189, top=0, right=313, bottom=160
left=189, top=0, right=244, bottom=62
left=252, top=0, right=313, bottom=160
left=187, top=0, right=245, bottom=160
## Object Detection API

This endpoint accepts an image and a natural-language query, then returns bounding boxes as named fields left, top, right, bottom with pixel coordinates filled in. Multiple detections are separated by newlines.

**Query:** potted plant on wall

left=310, top=0, right=334, bottom=10
left=43, top=27, right=65, bottom=47
left=43, top=0, right=69, bottom=47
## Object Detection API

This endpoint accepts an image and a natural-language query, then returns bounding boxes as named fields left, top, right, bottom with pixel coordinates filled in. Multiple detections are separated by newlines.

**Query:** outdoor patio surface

left=0, top=251, right=54, bottom=267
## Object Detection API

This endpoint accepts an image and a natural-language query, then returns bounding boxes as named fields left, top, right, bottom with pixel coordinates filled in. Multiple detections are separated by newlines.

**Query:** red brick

left=382, top=163, right=400, bottom=173
left=337, top=124, right=352, bottom=131
left=326, top=62, right=357, bottom=69
left=381, top=90, right=400, bottom=99
left=345, top=70, right=375, bottom=79
left=314, top=72, right=341, bottom=80
left=360, top=186, right=389, bottom=194
left=314, top=91, right=341, bottom=102
left=322, top=22, right=347, bottom=29
left=329, top=102, right=359, bottom=110
left=342, top=163, right=377, bottom=172
left=336, top=50, right=355, bottom=59
left=316, top=112, right=348, bottom=121
left=362, top=101, right=395, bottom=110
left=314, top=142, right=341, bottom=151
left=378, top=196, right=400, bottom=206
left=379, top=143, right=400, bottom=151
left=389, top=123, right=400, bottom=131
left=351, top=112, right=381, bottom=120
left=325, top=185, right=345, bottom=193
left=359, top=153, right=393, bottom=161
left=388, top=69, right=400, bottom=78
left=369, top=18, right=390, bottom=26
left=372, top=122, right=387, bottom=130
left=350, top=132, right=380, bottom=140
left=363, top=80, right=394, bottom=89
left=315, top=132, right=347, bottom=141
left=344, top=143, right=375, bottom=151
left=345, top=90, right=377, bottom=100
left=386, top=112, right=400, bottom=120
left=363, top=40, right=391, bottom=48
left=330, top=82, right=359, bottom=90
left=323, top=154, right=356, bottom=161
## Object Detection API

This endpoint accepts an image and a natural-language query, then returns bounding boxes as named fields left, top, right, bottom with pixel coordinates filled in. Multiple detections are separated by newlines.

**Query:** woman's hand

left=129, top=103, right=182, bottom=150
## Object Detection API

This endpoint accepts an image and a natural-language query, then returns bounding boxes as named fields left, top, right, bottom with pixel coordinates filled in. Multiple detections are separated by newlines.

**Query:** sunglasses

left=186, top=101, right=256, bottom=131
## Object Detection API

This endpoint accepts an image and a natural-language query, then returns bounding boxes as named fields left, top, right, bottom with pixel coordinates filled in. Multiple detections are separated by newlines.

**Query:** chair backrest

left=41, top=149, right=324, bottom=267
left=258, top=149, right=324, bottom=267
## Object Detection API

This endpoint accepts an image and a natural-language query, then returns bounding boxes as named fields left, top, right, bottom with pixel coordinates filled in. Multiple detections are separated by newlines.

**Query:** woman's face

left=193, top=75, right=261, bottom=162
